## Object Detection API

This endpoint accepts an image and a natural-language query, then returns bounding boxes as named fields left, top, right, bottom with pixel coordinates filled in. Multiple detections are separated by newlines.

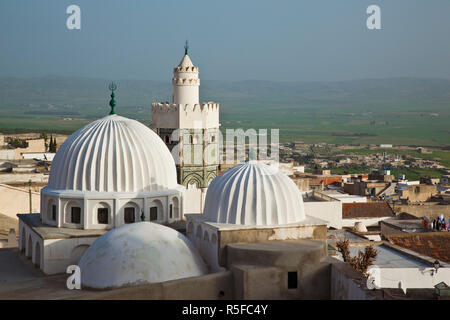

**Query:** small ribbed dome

left=78, top=222, right=208, bottom=289
left=203, top=161, right=306, bottom=226
left=48, top=114, right=177, bottom=192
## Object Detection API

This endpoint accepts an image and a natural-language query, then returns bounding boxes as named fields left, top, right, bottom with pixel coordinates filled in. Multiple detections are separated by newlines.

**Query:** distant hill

left=0, top=76, right=449, bottom=145
left=1, top=76, right=450, bottom=113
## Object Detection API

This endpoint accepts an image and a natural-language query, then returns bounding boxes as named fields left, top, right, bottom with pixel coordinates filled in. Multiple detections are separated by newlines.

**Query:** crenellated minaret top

left=172, top=41, right=200, bottom=105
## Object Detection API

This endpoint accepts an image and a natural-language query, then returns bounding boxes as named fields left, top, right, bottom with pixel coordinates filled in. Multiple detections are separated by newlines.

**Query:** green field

left=220, top=101, right=450, bottom=146
left=1, top=77, right=450, bottom=146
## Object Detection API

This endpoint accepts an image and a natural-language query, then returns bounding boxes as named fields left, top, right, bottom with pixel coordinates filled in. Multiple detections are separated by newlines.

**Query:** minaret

left=172, top=41, right=200, bottom=106
left=152, top=42, right=220, bottom=214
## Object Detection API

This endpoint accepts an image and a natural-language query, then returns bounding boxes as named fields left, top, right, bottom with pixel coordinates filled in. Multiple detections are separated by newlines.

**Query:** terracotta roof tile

left=342, top=202, right=395, bottom=219
left=387, top=233, right=450, bottom=263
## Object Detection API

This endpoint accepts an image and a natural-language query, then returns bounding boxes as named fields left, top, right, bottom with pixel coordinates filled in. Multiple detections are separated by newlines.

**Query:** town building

left=398, top=184, right=436, bottom=203
left=185, top=161, right=326, bottom=272
left=342, top=202, right=395, bottom=228
left=2, top=46, right=449, bottom=301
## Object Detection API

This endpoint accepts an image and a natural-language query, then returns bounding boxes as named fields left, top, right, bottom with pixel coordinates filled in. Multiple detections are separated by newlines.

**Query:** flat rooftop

left=302, top=196, right=327, bottom=202
left=382, top=219, right=430, bottom=233
left=185, top=214, right=327, bottom=231
left=327, top=230, right=369, bottom=244
left=18, top=214, right=107, bottom=240
left=333, top=243, right=431, bottom=268
left=349, top=245, right=429, bottom=268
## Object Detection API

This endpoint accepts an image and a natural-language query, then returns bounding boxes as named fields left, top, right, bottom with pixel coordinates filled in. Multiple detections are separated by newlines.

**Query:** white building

left=78, top=222, right=207, bottom=289
left=186, top=161, right=326, bottom=272
left=152, top=43, right=220, bottom=214
left=18, top=103, right=185, bottom=274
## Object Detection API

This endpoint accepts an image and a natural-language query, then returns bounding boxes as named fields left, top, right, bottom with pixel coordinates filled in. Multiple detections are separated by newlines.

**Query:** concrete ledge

left=18, top=214, right=107, bottom=240
left=226, top=239, right=327, bottom=268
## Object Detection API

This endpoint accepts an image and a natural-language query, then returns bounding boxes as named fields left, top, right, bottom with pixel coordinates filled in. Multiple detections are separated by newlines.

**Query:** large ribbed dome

left=48, top=114, right=177, bottom=192
left=78, top=222, right=207, bottom=289
left=203, top=161, right=306, bottom=226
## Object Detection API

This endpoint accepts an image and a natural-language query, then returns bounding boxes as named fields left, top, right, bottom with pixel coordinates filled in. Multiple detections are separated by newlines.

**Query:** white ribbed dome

left=78, top=222, right=207, bottom=289
left=203, top=161, right=306, bottom=226
left=48, top=114, right=177, bottom=192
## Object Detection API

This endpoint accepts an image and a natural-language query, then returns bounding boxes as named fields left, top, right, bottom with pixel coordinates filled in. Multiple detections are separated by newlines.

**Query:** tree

left=48, top=134, right=57, bottom=152
left=336, top=238, right=378, bottom=277
left=48, top=134, right=53, bottom=152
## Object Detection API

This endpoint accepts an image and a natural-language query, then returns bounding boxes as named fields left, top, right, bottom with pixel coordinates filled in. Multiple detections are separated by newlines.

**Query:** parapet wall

left=152, top=102, right=220, bottom=129
left=173, top=66, right=199, bottom=73
left=172, top=78, right=200, bottom=86
left=87, top=271, right=234, bottom=300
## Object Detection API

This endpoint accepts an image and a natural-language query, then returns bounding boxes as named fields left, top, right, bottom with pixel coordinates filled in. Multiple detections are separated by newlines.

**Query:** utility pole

left=28, top=179, right=32, bottom=214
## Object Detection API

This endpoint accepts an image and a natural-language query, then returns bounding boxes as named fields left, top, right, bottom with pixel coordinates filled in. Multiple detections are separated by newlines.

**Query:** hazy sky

left=1, top=0, right=450, bottom=81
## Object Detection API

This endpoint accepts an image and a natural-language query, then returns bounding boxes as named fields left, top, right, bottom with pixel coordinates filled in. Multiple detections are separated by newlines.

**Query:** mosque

left=16, top=46, right=330, bottom=299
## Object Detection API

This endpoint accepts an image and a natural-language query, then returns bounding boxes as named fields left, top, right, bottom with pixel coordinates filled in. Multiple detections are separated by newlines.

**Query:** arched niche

left=148, top=198, right=164, bottom=222
left=123, top=201, right=140, bottom=224
left=93, top=201, right=112, bottom=225
left=64, top=200, right=83, bottom=225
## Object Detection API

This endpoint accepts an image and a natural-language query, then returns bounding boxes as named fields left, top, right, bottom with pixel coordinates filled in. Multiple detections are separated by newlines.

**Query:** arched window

left=150, top=206, right=158, bottom=221
left=189, top=135, right=194, bottom=144
left=65, top=201, right=82, bottom=225
left=149, top=199, right=163, bottom=221
left=71, top=207, right=81, bottom=224
left=47, top=199, right=56, bottom=221
left=188, top=180, right=199, bottom=190
left=124, top=207, right=135, bottom=224
left=97, top=208, right=109, bottom=224
left=51, top=205, right=57, bottom=221
left=172, top=197, right=180, bottom=219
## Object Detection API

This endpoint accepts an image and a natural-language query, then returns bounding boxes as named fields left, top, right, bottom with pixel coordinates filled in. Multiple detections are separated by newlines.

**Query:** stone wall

left=227, top=240, right=331, bottom=299
left=218, top=224, right=327, bottom=267
left=392, top=203, right=450, bottom=220
left=0, top=173, right=48, bottom=184
left=0, top=183, right=40, bottom=218
left=330, top=258, right=376, bottom=300
left=399, top=185, right=436, bottom=202
left=304, top=201, right=342, bottom=229
left=89, top=271, right=234, bottom=300
left=291, top=176, right=309, bottom=192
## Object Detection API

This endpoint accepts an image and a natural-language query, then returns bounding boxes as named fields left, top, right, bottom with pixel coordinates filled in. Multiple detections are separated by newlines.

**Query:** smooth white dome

left=354, top=222, right=368, bottom=233
left=48, top=114, right=177, bottom=192
left=203, top=161, right=306, bottom=226
left=78, top=222, right=207, bottom=289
